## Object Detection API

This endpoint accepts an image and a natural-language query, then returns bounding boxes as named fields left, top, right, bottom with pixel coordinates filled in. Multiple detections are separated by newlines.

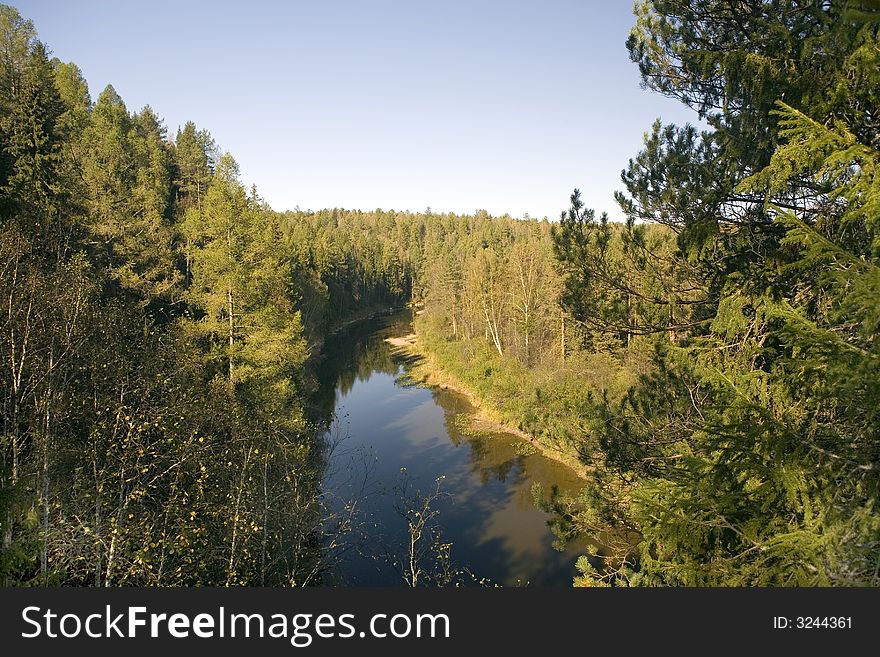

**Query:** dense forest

left=0, top=3, right=425, bottom=585
left=410, top=0, right=880, bottom=586
left=1, top=1, right=878, bottom=586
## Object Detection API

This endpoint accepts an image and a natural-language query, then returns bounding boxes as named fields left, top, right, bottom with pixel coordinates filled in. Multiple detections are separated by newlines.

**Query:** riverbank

left=385, top=332, right=592, bottom=480
left=322, top=310, right=592, bottom=585
left=326, top=304, right=403, bottom=336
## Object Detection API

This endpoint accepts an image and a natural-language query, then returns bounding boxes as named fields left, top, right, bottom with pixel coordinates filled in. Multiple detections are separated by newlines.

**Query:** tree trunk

left=451, top=296, right=457, bottom=338
left=560, top=311, right=566, bottom=362
left=94, top=483, right=102, bottom=587
left=227, top=286, right=234, bottom=387
left=627, top=292, right=632, bottom=348
left=261, top=458, right=268, bottom=586
left=227, top=445, right=252, bottom=586
left=481, top=298, right=503, bottom=357
left=40, top=348, right=54, bottom=582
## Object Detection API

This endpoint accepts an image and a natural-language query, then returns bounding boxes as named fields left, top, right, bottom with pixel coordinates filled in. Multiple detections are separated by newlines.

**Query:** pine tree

left=183, top=154, right=308, bottom=409
left=561, top=0, right=880, bottom=586
left=2, top=42, right=65, bottom=248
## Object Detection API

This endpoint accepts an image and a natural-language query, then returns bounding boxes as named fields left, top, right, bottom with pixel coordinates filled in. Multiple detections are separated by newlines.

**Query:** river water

left=316, top=310, right=589, bottom=586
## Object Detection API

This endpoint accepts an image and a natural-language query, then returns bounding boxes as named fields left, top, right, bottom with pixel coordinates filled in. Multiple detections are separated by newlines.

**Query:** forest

left=1, top=0, right=878, bottom=587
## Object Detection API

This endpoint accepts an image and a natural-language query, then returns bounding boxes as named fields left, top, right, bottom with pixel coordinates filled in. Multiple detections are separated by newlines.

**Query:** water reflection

left=317, top=310, right=590, bottom=586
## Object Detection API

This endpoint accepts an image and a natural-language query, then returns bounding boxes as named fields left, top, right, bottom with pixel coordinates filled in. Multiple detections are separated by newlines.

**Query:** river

left=315, top=309, right=591, bottom=586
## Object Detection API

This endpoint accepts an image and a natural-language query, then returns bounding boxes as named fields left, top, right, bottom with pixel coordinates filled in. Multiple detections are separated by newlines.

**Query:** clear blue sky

left=16, top=0, right=701, bottom=219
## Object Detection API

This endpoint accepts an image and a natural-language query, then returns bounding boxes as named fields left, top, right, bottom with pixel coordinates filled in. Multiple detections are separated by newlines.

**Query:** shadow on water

left=314, top=309, right=598, bottom=586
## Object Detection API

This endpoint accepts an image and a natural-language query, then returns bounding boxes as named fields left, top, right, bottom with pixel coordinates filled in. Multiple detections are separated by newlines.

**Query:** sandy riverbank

left=384, top=333, right=591, bottom=480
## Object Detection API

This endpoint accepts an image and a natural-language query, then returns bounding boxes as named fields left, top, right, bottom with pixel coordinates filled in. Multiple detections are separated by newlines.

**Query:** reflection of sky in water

left=321, top=314, right=587, bottom=586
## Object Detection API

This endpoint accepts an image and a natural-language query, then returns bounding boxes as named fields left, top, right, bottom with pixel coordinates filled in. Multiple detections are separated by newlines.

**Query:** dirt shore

left=384, top=334, right=591, bottom=480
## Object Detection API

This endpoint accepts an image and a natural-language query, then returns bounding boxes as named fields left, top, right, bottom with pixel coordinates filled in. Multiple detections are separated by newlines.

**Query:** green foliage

left=549, top=1, right=880, bottom=586
left=2, top=0, right=877, bottom=589
left=0, top=5, right=406, bottom=586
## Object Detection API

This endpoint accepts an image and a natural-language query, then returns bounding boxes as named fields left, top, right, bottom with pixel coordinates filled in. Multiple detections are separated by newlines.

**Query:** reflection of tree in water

left=337, top=338, right=398, bottom=395
left=308, top=311, right=410, bottom=426
left=433, top=389, right=521, bottom=486
left=464, top=437, right=519, bottom=486
left=307, top=310, right=419, bottom=583
left=313, top=309, right=613, bottom=585
left=431, top=382, right=621, bottom=573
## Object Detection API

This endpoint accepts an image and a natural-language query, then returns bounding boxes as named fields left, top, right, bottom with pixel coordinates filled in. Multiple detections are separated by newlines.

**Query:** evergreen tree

left=183, top=154, right=308, bottom=408
left=556, top=0, right=880, bottom=586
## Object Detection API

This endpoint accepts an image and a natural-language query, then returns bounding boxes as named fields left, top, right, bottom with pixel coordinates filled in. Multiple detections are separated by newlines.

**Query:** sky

left=15, top=0, right=702, bottom=220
